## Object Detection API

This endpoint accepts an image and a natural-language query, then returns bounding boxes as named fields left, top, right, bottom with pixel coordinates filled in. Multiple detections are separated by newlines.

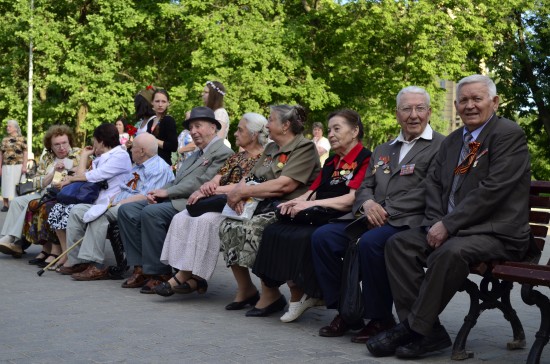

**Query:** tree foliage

left=0, top=0, right=547, bottom=178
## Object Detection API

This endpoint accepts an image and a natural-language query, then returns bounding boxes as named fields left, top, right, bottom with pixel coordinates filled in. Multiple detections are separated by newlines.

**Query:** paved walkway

left=0, top=210, right=548, bottom=363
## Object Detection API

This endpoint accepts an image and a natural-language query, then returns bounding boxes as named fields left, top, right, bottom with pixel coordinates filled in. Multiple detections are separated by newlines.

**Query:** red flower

left=126, top=124, right=138, bottom=136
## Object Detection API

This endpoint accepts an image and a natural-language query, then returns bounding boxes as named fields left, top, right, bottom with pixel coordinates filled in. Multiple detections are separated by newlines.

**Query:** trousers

left=311, top=221, right=406, bottom=319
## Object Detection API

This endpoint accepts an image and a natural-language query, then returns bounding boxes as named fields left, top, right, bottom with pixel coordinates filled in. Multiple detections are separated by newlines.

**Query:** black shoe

left=395, top=324, right=452, bottom=358
left=28, top=251, right=48, bottom=265
left=245, top=295, right=287, bottom=317
left=153, top=281, right=175, bottom=297
left=225, top=291, right=260, bottom=310
left=366, top=322, right=413, bottom=357
left=1, top=206, right=8, bottom=212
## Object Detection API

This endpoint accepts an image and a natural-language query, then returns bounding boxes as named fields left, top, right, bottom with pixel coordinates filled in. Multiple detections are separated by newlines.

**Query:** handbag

left=56, top=181, right=108, bottom=205
left=276, top=205, right=345, bottom=226
left=16, top=175, right=36, bottom=196
left=186, top=194, right=228, bottom=217
left=339, top=236, right=364, bottom=325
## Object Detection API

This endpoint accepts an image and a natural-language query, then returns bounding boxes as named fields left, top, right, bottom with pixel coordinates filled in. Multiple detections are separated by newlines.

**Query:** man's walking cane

left=37, top=236, right=84, bottom=276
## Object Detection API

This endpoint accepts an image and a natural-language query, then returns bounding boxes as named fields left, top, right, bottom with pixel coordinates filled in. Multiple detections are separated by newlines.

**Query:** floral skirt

left=23, top=198, right=59, bottom=245
left=47, top=203, right=75, bottom=230
left=219, top=212, right=277, bottom=268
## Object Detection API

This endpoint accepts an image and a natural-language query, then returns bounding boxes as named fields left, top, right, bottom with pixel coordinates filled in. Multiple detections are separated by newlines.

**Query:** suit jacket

left=163, top=138, right=234, bottom=211
left=349, top=131, right=445, bottom=228
left=423, top=114, right=531, bottom=253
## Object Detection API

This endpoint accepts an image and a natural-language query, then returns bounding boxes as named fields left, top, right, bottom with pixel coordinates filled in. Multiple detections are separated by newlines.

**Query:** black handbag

left=275, top=205, right=345, bottom=226
left=16, top=178, right=36, bottom=196
left=339, top=236, right=364, bottom=325
left=186, top=194, right=228, bottom=217
left=57, top=181, right=108, bottom=205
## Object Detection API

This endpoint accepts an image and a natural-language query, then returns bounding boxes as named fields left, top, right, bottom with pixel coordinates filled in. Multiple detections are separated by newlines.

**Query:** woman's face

left=234, top=118, right=253, bottom=149
left=115, top=120, right=125, bottom=134
left=327, top=116, right=358, bottom=155
left=266, top=112, right=286, bottom=144
left=153, top=93, right=169, bottom=115
left=92, top=137, right=106, bottom=156
left=50, top=134, right=71, bottom=159
left=201, top=86, right=210, bottom=105
left=313, top=127, right=323, bottom=139
left=6, top=123, right=15, bottom=135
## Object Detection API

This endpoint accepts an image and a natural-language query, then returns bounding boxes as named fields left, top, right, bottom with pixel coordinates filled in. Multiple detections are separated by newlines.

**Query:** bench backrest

left=529, top=181, right=550, bottom=264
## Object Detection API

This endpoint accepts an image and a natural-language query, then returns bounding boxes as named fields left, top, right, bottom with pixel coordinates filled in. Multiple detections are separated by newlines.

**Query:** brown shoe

left=121, top=266, right=147, bottom=288
left=139, top=274, right=171, bottom=294
left=58, top=263, right=90, bottom=275
left=351, top=317, right=396, bottom=343
left=319, top=314, right=363, bottom=337
left=71, top=265, right=109, bottom=281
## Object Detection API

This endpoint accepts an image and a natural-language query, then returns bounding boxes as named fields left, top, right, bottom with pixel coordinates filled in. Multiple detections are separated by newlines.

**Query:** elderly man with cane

left=55, top=133, right=175, bottom=280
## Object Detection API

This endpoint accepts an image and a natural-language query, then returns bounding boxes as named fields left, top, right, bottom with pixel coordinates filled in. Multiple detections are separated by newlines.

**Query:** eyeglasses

left=52, top=141, right=69, bottom=150
left=397, top=105, right=429, bottom=115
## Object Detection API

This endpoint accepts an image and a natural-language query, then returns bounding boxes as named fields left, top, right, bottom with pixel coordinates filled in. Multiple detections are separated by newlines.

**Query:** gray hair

left=456, top=74, right=497, bottom=98
left=269, top=104, right=307, bottom=135
left=242, top=112, right=269, bottom=147
left=396, top=86, right=431, bottom=107
left=6, top=119, right=22, bottom=136
left=133, top=133, right=158, bottom=157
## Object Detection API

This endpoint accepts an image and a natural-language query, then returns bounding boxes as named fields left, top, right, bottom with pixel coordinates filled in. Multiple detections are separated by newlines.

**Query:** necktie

left=448, top=132, right=473, bottom=212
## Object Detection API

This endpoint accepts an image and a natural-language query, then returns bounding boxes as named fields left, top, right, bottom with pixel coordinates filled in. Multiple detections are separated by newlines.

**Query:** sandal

left=175, top=277, right=208, bottom=295
left=153, top=274, right=184, bottom=297
left=37, top=254, right=59, bottom=268
left=28, top=251, right=49, bottom=265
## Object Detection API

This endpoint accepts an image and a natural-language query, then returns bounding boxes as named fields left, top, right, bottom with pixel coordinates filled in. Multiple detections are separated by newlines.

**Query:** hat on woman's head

left=137, top=85, right=158, bottom=105
left=183, top=106, right=222, bottom=131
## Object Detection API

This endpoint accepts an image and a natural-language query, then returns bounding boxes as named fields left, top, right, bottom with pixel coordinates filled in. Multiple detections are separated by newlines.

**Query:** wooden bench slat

left=493, top=264, right=550, bottom=286
left=529, top=210, right=550, bottom=224
left=529, top=195, right=550, bottom=209
left=531, top=225, right=549, bottom=239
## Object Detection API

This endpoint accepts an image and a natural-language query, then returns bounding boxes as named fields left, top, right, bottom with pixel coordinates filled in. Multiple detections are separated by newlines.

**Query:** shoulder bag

left=56, top=181, right=108, bottom=205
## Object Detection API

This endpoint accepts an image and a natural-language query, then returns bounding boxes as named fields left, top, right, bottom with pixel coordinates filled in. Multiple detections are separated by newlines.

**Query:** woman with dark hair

left=252, top=109, right=371, bottom=322
left=49, top=123, right=132, bottom=271
left=0, top=119, right=28, bottom=211
left=115, top=117, right=130, bottom=146
left=218, top=104, right=320, bottom=315
left=202, top=81, right=230, bottom=146
left=133, top=87, right=156, bottom=136
left=0, top=125, right=81, bottom=265
left=146, top=89, right=178, bottom=166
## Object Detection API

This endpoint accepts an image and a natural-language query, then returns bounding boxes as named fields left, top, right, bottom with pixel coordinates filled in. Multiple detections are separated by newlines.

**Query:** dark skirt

left=252, top=221, right=322, bottom=298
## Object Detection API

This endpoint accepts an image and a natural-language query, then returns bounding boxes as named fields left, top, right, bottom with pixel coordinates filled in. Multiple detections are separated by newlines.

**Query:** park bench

left=492, top=181, right=550, bottom=363
left=451, top=180, right=550, bottom=361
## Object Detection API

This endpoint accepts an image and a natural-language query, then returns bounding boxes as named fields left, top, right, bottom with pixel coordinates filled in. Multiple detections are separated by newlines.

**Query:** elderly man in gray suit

left=367, top=75, right=531, bottom=359
left=118, top=106, right=234, bottom=293
left=312, top=86, right=445, bottom=343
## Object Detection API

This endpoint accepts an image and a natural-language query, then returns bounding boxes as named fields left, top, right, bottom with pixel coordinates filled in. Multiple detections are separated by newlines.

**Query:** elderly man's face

left=396, top=93, right=431, bottom=141
left=189, top=120, right=217, bottom=149
left=455, top=82, right=499, bottom=131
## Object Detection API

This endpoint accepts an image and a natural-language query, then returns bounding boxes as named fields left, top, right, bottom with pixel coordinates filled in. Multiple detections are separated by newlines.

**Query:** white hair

left=456, top=75, right=497, bottom=98
left=396, top=86, right=431, bottom=107
left=6, top=119, right=22, bottom=136
left=242, top=112, right=269, bottom=147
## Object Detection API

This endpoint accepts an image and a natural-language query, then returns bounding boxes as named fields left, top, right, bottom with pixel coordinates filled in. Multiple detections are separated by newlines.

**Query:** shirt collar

left=390, top=124, right=433, bottom=145
left=200, top=136, right=220, bottom=154
left=463, top=113, right=494, bottom=141
left=325, top=142, right=364, bottom=167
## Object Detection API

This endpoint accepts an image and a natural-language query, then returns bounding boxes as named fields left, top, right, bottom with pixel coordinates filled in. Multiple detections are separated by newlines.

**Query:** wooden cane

left=37, top=236, right=84, bottom=276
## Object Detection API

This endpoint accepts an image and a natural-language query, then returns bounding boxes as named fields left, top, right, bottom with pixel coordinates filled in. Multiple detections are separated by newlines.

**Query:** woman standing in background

left=203, top=81, right=231, bottom=147
left=0, top=120, right=27, bottom=212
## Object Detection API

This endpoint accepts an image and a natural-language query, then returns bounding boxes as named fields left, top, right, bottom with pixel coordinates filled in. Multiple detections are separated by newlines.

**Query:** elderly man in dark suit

left=367, top=75, right=531, bottom=359
left=311, top=86, right=445, bottom=343
left=118, top=107, right=234, bottom=294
